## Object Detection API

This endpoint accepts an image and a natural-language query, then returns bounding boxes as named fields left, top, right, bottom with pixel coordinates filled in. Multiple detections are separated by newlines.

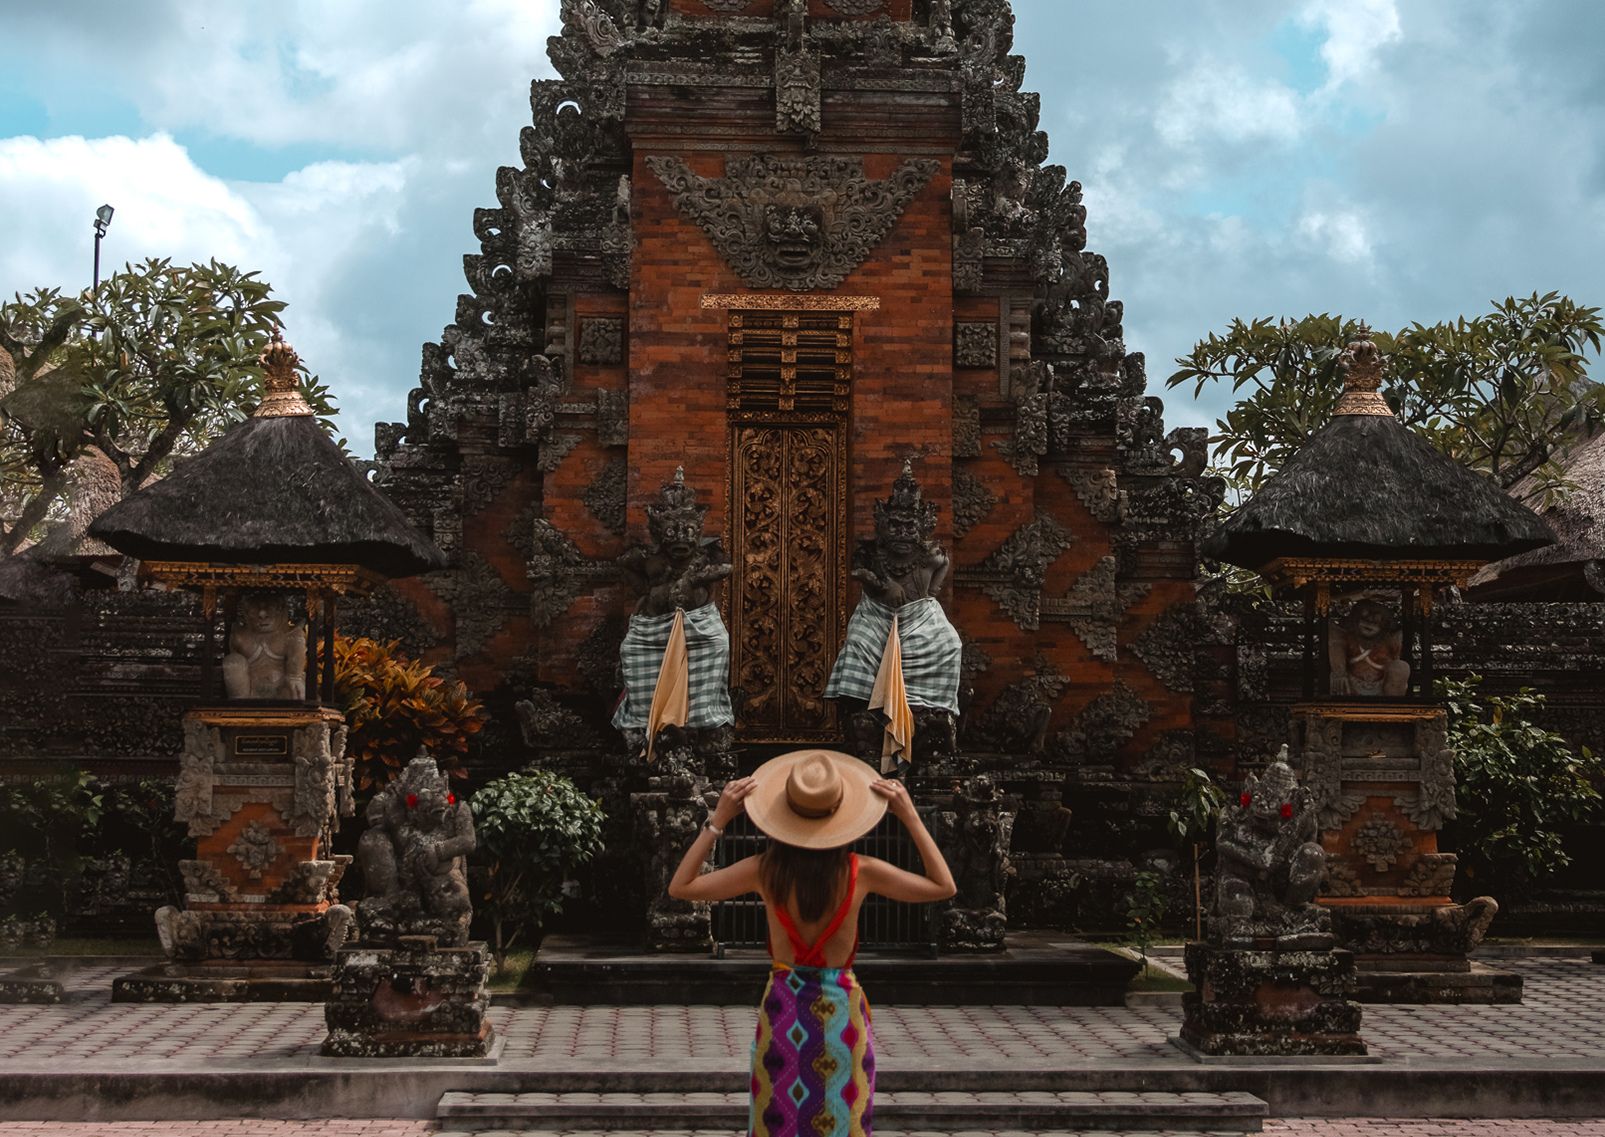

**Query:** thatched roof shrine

left=90, top=337, right=444, bottom=581
left=1468, top=426, right=1605, bottom=600
left=1208, top=330, right=1555, bottom=573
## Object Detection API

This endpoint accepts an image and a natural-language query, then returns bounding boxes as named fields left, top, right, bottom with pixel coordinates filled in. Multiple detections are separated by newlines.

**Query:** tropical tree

left=1168, top=294, right=1605, bottom=508
left=0, top=258, right=337, bottom=552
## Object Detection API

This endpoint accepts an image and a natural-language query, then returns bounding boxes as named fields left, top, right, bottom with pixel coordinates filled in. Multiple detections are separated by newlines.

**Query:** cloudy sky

left=3, top=0, right=1603, bottom=454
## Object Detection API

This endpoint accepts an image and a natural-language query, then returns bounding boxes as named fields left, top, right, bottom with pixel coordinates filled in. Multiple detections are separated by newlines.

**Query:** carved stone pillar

left=1295, top=705, right=1520, bottom=1003
left=630, top=765, right=714, bottom=953
left=924, top=772, right=1013, bottom=952
left=113, top=706, right=355, bottom=1002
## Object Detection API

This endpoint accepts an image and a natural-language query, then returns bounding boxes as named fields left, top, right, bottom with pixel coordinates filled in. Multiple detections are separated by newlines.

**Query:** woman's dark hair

left=760, top=840, right=852, bottom=923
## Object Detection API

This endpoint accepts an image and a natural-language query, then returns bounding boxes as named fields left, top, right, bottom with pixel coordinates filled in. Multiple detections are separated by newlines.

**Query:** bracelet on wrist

left=703, top=818, right=725, bottom=837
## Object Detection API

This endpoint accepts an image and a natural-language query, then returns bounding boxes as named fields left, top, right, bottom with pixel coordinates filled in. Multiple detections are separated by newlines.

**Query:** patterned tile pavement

left=0, top=958, right=1599, bottom=1065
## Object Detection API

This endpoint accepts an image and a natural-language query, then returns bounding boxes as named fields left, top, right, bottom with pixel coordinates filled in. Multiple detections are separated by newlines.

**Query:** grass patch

left=1127, top=965, right=1193, bottom=993
left=2, top=936, right=162, bottom=959
left=488, top=948, right=537, bottom=993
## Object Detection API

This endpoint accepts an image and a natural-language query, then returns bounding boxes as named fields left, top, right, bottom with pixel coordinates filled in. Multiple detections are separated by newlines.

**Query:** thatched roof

left=90, top=339, right=444, bottom=580
left=1467, top=426, right=1605, bottom=600
left=1209, top=333, right=1555, bottom=571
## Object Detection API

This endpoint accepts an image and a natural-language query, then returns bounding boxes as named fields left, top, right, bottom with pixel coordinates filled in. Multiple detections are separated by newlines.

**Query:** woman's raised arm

left=858, top=779, right=957, bottom=904
left=667, top=776, right=762, bottom=903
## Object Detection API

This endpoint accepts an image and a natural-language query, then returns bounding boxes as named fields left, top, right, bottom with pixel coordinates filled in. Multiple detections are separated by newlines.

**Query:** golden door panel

left=731, top=425, right=843, bottom=741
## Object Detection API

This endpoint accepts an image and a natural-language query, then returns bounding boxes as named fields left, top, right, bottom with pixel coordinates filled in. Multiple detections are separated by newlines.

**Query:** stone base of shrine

left=0, top=963, right=64, bottom=1005
left=111, top=960, right=334, bottom=1003
left=321, top=936, right=495, bottom=1059
left=1352, top=958, right=1524, bottom=1004
left=1179, top=943, right=1367, bottom=1057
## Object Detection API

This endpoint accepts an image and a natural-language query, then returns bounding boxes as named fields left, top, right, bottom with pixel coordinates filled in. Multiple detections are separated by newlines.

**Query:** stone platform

left=522, top=932, right=1139, bottom=1006
left=111, top=961, right=333, bottom=1003
left=0, top=958, right=1600, bottom=1124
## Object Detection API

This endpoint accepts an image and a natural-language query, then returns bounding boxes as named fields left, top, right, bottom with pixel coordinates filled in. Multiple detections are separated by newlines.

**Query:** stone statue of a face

left=243, top=594, right=288, bottom=634
left=877, top=512, right=922, bottom=559
left=762, top=204, right=824, bottom=271
left=657, top=515, right=701, bottom=561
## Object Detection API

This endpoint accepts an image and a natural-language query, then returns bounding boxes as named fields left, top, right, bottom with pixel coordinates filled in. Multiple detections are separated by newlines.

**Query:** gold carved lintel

left=142, top=561, right=382, bottom=597
left=1260, top=557, right=1484, bottom=593
left=702, top=293, right=881, bottom=311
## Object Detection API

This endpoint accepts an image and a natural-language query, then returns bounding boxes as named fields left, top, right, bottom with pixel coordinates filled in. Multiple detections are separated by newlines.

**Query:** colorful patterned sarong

left=824, top=595, right=961, bottom=714
left=751, top=963, right=875, bottom=1137
left=611, top=601, right=734, bottom=730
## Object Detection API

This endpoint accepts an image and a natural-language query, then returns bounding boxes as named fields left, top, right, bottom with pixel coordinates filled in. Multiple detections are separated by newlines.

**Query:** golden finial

left=254, top=330, right=313, bottom=418
left=1333, top=321, right=1392, bottom=417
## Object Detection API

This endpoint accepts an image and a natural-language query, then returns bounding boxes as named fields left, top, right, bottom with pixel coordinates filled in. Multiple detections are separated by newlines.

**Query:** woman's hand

left=871, top=778, right=918, bottom=825
left=712, top=776, right=758, bottom=828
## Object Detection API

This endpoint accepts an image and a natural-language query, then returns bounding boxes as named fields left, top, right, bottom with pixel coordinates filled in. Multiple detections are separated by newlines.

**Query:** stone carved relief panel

left=957, top=514, right=1074, bottom=631
left=577, top=317, right=625, bottom=365
left=584, top=457, right=629, bottom=536
left=1040, top=556, right=1117, bottom=662
left=955, top=322, right=998, bottom=368
left=951, top=467, right=997, bottom=540
left=646, top=154, right=938, bottom=291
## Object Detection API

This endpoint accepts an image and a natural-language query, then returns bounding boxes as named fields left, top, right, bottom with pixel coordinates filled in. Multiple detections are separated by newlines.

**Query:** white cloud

left=1155, top=65, right=1303, bottom=148
left=1297, top=206, right=1374, bottom=265
left=1299, top=0, right=1403, bottom=91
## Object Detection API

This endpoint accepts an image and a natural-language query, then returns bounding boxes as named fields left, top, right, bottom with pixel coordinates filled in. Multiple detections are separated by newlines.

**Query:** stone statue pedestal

left=1294, top=705, right=1521, bottom=1003
left=631, top=766, right=714, bottom=953
left=114, top=706, right=355, bottom=1002
left=1179, top=943, right=1366, bottom=1057
left=322, top=935, right=496, bottom=1058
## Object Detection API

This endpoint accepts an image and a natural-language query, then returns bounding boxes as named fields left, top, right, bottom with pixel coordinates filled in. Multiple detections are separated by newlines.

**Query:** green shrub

left=1440, top=675, right=1602, bottom=898
left=471, top=768, right=606, bottom=971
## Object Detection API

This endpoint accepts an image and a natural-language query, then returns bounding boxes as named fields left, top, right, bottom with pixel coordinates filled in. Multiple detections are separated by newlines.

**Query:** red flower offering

left=405, top=793, right=419, bottom=809
left=447, top=793, right=456, bottom=805
left=1280, top=802, right=1294, bottom=819
left=1239, top=791, right=1252, bottom=807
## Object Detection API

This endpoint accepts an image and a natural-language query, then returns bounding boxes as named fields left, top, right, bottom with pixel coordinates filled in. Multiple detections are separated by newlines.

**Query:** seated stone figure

left=612, top=468, right=735, bottom=760
left=355, top=752, right=476, bottom=946
left=223, top=592, right=307, bottom=700
left=1329, top=597, right=1409, bottom=698
left=1210, top=746, right=1332, bottom=950
left=825, top=461, right=962, bottom=768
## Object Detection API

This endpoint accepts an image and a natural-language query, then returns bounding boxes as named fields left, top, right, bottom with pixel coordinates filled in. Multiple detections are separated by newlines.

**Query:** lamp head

left=95, top=204, right=115, bottom=227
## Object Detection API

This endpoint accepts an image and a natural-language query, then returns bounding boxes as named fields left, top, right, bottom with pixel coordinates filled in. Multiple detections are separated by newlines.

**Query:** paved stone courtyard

left=2, top=958, right=1600, bottom=1066
left=2, top=1121, right=1605, bottom=1136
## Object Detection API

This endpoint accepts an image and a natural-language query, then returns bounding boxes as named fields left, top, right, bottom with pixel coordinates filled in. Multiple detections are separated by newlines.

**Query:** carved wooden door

left=726, top=309, right=851, bottom=741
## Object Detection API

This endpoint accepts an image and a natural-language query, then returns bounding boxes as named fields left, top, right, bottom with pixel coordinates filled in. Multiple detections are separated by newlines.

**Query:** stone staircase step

left=435, top=1132, right=1255, bottom=1137
left=436, top=1089, right=1267, bottom=1132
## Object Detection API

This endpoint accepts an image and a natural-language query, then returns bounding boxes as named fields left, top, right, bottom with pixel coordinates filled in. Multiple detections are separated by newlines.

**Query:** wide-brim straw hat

left=745, top=749, right=886, bottom=850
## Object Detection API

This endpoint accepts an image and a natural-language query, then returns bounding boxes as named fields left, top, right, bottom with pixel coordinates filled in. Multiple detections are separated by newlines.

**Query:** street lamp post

left=92, top=204, right=114, bottom=290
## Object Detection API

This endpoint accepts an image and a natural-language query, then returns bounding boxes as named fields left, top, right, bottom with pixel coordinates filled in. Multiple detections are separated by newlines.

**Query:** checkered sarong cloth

left=611, top=602, right=735, bottom=730
left=824, top=595, right=962, bottom=714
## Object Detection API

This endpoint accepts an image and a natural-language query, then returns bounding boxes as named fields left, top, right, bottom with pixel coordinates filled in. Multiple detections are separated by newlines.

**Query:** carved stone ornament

left=228, top=821, right=281, bottom=880
left=1298, top=717, right=1366, bottom=832
left=1404, top=716, right=1457, bottom=831
left=1352, top=816, right=1411, bottom=872
left=1040, top=556, right=1117, bottom=662
left=527, top=517, right=616, bottom=628
left=1132, top=601, right=1197, bottom=693
left=699, top=0, right=756, bottom=10
left=1398, top=853, right=1458, bottom=898
left=1058, top=466, right=1123, bottom=524
left=822, top=0, right=884, bottom=13
left=176, top=719, right=224, bottom=837
left=645, top=154, right=939, bottom=291
left=578, top=317, right=625, bottom=365
left=584, top=457, right=629, bottom=535
left=953, top=397, right=981, bottom=458
left=955, top=322, right=998, bottom=368
left=775, top=45, right=822, bottom=136
left=951, top=467, right=997, bottom=540
left=960, top=513, right=1074, bottom=630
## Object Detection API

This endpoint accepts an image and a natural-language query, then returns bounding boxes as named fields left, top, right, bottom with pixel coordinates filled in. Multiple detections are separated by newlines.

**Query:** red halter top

left=771, top=853, right=861, bottom=969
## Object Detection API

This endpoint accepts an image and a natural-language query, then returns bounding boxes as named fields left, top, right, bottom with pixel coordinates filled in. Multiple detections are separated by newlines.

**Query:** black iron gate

left=711, top=811, right=939, bottom=956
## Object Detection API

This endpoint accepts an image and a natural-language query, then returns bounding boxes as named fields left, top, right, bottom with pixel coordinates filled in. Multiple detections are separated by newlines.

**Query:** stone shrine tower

left=369, top=0, right=1218, bottom=938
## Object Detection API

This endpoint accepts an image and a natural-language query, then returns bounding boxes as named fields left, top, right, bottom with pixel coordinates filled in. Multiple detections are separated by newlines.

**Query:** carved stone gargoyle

left=1210, top=745, right=1334, bottom=951
left=354, top=752, right=476, bottom=947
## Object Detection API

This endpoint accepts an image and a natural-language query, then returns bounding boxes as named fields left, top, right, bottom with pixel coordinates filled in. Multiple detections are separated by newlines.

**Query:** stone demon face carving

left=763, top=205, right=825, bottom=272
